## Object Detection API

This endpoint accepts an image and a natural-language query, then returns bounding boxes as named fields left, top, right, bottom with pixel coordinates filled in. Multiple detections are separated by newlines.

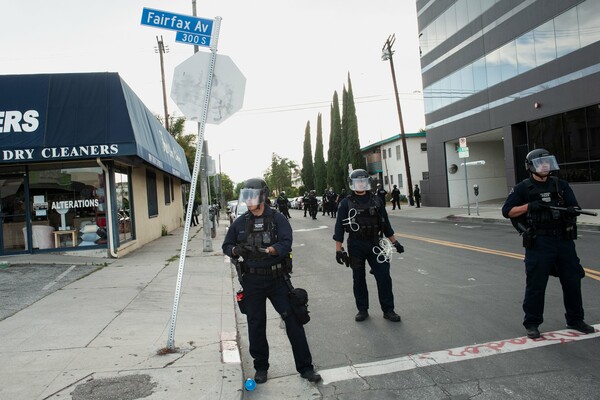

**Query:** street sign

left=171, top=52, right=246, bottom=124
left=175, top=31, right=211, bottom=47
left=459, top=137, right=467, bottom=148
left=458, top=146, right=469, bottom=158
left=141, top=8, right=213, bottom=36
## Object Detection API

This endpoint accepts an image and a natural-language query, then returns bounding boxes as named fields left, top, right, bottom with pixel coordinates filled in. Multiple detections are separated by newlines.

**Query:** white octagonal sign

left=171, top=52, right=246, bottom=124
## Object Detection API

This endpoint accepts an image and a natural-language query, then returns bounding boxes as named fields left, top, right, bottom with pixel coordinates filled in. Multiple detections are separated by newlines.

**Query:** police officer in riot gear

left=502, top=149, right=595, bottom=339
left=333, top=169, right=404, bottom=322
left=306, top=190, right=318, bottom=220
left=222, top=178, right=321, bottom=384
left=276, top=190, right=291, bottom=219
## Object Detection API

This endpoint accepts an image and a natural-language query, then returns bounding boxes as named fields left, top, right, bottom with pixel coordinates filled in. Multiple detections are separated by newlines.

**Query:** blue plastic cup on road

left=244, top=378, right=256, bottom=391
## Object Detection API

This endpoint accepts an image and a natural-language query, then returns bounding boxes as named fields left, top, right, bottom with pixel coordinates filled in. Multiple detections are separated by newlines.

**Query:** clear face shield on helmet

left=531, top=155, right=560, bottom=174
left=239, top=188, right=262, bottom=206
left=350, top=177, right=371, bottom=192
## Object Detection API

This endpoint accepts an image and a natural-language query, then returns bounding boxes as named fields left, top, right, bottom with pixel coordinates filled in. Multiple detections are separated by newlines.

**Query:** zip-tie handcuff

left=373, top=238, right=393, bottom=263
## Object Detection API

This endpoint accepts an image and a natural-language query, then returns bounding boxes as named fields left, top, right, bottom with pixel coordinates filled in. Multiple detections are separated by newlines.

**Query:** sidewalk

left=387, top=201, right=600, bottom=230
left=0, top=220, right=243, bottom=400
left=1, top=205, right=598, bottom=400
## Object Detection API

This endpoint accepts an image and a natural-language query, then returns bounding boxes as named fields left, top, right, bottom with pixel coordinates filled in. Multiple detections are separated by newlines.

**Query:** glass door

left=0, top=174, right=28, bottom=255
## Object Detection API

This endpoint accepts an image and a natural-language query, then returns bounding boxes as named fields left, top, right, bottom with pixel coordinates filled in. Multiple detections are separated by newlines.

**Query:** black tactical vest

left=345, top=193, right=383, bottom=239
left=525, top=176, right=563, bottom=227
left=243, top=212, right=277, bottom=260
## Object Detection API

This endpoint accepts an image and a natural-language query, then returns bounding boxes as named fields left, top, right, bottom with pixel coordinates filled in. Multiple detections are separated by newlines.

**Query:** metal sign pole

left=464, top=158, right=471, bottom=216
left=167, top=16, right=222, bottom=351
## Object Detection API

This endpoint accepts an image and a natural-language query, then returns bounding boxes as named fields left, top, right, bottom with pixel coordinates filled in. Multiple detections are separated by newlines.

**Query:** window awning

left=0, top=73, right=191, bottom=182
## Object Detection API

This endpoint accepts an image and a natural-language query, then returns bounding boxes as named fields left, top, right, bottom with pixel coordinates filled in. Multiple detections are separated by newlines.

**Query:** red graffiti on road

left=446, top=330, right=592, bottom=357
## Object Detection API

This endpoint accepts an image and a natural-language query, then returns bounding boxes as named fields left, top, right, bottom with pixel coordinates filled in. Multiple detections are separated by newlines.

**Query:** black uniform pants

left=523, top=235, right=585, bottom=328
left=242, top=273, right=314, bottom=373
left=348, top=239, right=395, bottom=313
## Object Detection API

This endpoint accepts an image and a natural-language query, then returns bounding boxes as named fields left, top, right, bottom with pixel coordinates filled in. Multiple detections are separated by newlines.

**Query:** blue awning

left=0, top=72, right=191, bottom=182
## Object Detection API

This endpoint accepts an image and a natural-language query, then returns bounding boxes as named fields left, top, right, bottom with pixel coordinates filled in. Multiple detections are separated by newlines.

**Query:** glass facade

left=423, top=1, right=600, bottom=115
left=420, top=0, right=498, bottom=57
left=527, top=103, right=600, bottom=182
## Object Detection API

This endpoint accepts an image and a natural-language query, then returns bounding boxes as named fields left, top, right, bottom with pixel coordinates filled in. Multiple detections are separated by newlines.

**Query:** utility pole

left=155, top=35, right=170, bottom=131
left=192, top=0, right=213, bottom=251
left=382, top=34, right=414, bottom=205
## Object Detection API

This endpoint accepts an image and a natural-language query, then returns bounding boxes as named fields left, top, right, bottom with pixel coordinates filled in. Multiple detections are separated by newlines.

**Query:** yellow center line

left=395, top=233, right=600, bottom=283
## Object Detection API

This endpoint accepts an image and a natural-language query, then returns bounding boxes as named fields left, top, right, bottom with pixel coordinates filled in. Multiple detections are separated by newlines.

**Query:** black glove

left=393, top=241, right=404, bottom=254
left=528, top=200, right=544, bottom=214
left=336, top=248, right=350, bottom=267
left=233, top=245, right=249, bottom=259
left=565, top=206, right=581, bottom=216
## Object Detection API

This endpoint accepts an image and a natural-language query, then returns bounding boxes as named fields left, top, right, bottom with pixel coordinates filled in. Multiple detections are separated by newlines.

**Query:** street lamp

left=382, top=34, right=414, bottom=205
left=218, top=148, right=236, bottom=210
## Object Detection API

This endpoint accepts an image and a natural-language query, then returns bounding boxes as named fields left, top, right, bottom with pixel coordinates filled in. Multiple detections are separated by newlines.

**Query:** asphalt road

left=237, top=208, right=600, bottom=399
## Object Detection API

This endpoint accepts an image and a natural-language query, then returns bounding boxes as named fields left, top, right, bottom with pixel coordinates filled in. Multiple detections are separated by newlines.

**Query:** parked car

left=290, top=196, right=302, bottom=210
left=316, top=196, right=323, bottom=211
left=233, top=201, right=248, bottom=221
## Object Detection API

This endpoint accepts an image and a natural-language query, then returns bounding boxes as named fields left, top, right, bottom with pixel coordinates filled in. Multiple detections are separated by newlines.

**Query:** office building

left=417, top=0, right=600, bottom=207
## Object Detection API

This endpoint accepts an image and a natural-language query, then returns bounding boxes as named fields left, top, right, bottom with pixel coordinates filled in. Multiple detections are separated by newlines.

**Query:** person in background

left=375, top=183, right=387, bottom=208
left=276, top=191, right=291, bottom=219
left=413, top=185, right=421, bottom=208
left=391, top=185, right=401, bottom=210
left=328, top=187, right=338, bottom=218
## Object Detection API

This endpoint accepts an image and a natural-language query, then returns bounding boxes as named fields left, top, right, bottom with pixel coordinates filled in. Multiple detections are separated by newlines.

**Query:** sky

left=0, top=0, right=425, bottom=184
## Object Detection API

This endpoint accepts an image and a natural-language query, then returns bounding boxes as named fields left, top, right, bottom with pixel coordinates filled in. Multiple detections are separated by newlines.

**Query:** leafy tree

left=301, top=121, right=315, bottom=190
left=314, top=113, right=327, bottom=193
left=233, top=181, right=245, bottom=201
left=264, top=153, right=297, bottom=195
left=218, top=174, right=235, bottom=202
left=161, top=115, right=203, bottom=205
left=165, top=115, right=197, bottom=174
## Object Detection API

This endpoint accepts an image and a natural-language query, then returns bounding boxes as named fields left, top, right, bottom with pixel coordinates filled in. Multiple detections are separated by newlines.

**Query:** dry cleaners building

left=0, top=72, right=191, bottom=258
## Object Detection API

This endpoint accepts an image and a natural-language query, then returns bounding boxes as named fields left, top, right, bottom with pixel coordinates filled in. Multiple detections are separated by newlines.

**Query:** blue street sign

left=141, top=8, right=213, bottom=36
left=175, top=31, right=211, bottom=47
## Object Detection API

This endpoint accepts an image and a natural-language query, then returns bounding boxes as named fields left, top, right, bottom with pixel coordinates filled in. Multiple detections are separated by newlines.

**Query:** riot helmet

left=239, top=178, right=269, bottom=207
left=525, top=148, right=559, bottom=176
left=348, top=169, right=372, bottom=192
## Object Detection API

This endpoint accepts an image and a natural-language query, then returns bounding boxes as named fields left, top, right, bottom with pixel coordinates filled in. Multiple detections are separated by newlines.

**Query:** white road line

left=42, top=265, right=76, bottom=291
left=294, top=226, right=329, bottom=232
left=320, top=324, right=600, bottom=384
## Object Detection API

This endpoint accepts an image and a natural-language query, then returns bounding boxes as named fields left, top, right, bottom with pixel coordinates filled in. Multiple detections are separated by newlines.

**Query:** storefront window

left=28, top=163, right=107, bottom=248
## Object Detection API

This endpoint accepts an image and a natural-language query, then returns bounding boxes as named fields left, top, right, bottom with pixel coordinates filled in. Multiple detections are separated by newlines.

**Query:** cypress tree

left=327, top=91, right=344, bottom=193
left=314, top=113, right=327, bottom=194
left=301, top=121, right=315, bottom=190
left=340, top=85, right=350, bottom=183
left=345, top=74, right=366, bottom=171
